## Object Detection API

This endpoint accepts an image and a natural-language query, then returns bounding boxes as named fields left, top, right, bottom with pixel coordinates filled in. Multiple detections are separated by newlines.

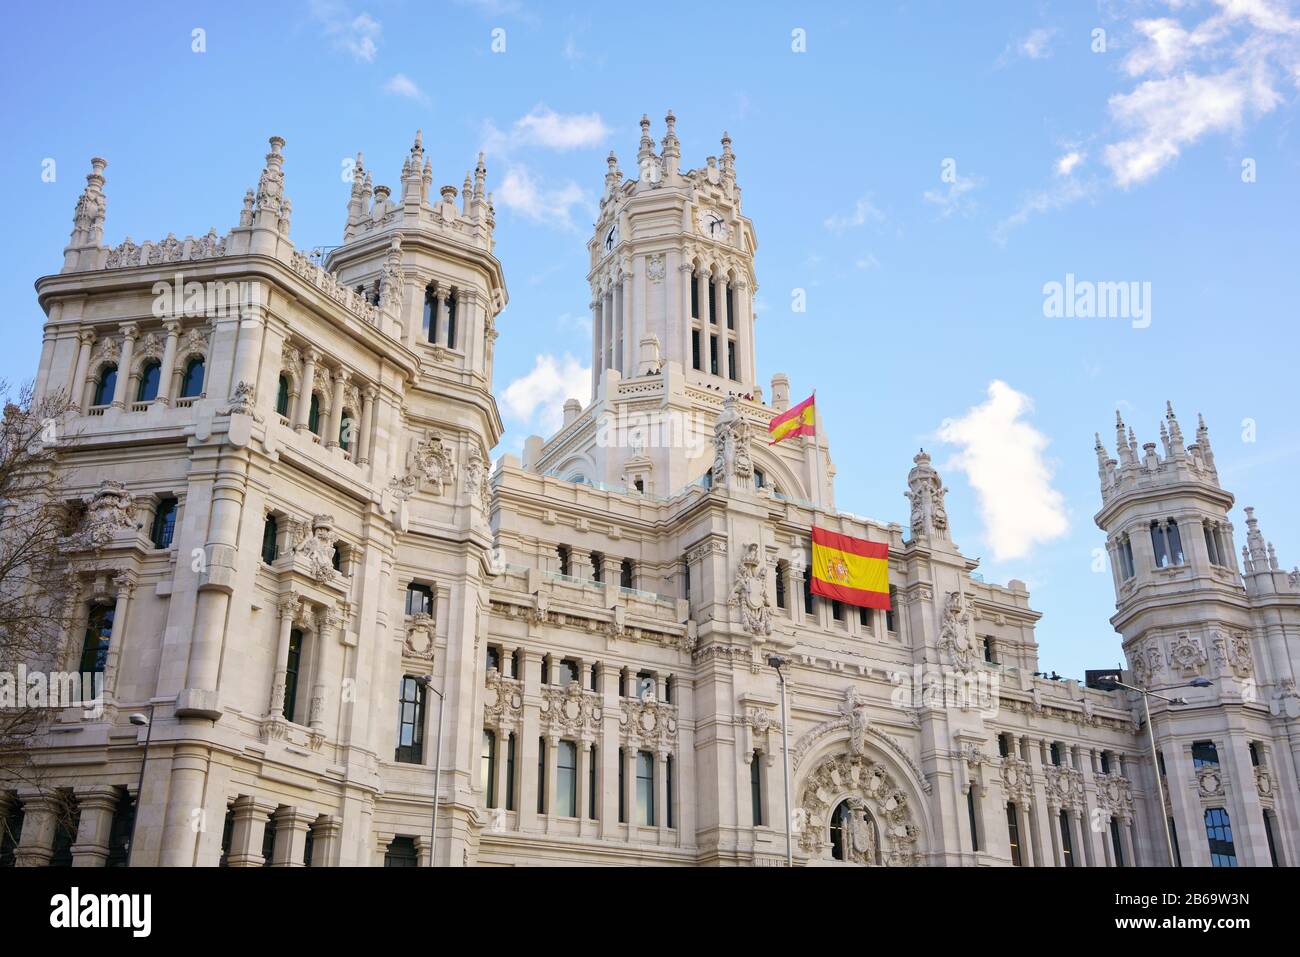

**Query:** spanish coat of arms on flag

left=810, top=526, right=891, bottom=610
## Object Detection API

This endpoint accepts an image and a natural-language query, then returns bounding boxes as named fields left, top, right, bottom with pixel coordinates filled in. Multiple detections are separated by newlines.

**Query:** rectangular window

left=505, top=732, right=516, bottom=811
left=481, top=729, right=496, bottom=807
left=967, top=787, right=980, bottom=852
left=886, top=589, right=897, bottom=632
left=775, top=564, right=786, bottom=609
left=1100, top=751, right=1111, bottom=774
left=589, top=745, right=598, bottom=820
left=1192, top=740, right=1220, bottom=768
left=636, top=750, right=655, bottom=826
left=1249, top=742, right=1261, bottom=767
left=982, top=637, right=995, bottom=663
left=1110, top=818, right=1125, bottom=866
left=590, top=552, right=603, bottom=583
left=1169, top=816, right=1182, bottom=866
left=559, top=657, right=580, bottom=687
left=557, top=740, right=577, bottom=817
left=1204, top=807, right=1237, bottom=867
left=1050, top=742, right=1063, bottom=767
left=150, top=497, right=178, bottom=549
left=405, top=583, right=433, bottom=617
left=284, top=629, right=303, bottom=723
left=859, top=606, right=872, bottom=629
left=707, top=280, right=716, bottom=323
left=727, top=340, right=737, bottom=380
left=691, top=330, right=700, bottom=370
left=725, top=284, right=734, bottom=329
left=666, top=755, right=675, bottom=829
left=751, top=753, right=763, bottom=826
left=1263, top=810, right=1280, bottom=866
left=1006, top=803, right=1022, bottom=866
left=690, top=273, right=699, bottom=318
left=683, top=557, right=691, bottom=600
left=803, top=571, right=814, bottom=615
left=556, top=545, right=570, bottom=577
left=485, top=645, right=501, bottom=672
left=1059, top=810, right=1074, bottom=867
left=998, top=734, right=1011, bottom=758
left=79, top=604, right=115, bottom=676
left=395, top=676, right=425, bottom=763
left=709, top=335, right=719, bottom=375
left=618, top=748, right=626, bottom=823
left=831, top=599, right=844, bottom=621
left=261, top=515, right=279, bottom=564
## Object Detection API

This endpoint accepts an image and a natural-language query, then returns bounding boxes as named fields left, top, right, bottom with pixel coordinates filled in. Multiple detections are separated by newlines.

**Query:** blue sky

left=2, top=0, right=1298, bottom=679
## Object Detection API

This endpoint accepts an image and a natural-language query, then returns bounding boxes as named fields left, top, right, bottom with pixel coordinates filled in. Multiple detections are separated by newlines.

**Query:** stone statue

left=295, top=514, right=339, bottom=582
left=711, top=396, right=753, bottom=486
left=729, top=542, right=772, bottom=636
left=904, top=449, right=949, bottom=540
left=80, top=480, right=137, bottom=549
left=939, top=590, right=975, bottom=672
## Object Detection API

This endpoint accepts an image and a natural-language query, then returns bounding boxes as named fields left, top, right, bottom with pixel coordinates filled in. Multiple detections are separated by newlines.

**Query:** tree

left=0, top=381, right=77, bottom=845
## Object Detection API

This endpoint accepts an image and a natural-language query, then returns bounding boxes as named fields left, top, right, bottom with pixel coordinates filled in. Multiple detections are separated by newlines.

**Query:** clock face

left=604, top=224, right=619, bottom=252
left=696, top=207, right=728, bottom=240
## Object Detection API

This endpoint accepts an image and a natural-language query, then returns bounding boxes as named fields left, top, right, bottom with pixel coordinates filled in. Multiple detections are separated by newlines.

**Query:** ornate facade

left=3, top=116, right=1297, bottom=867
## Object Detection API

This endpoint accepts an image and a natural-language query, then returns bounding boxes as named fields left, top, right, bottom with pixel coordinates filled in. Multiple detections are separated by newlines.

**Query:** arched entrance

left=796, top=750, right=924, bottom=866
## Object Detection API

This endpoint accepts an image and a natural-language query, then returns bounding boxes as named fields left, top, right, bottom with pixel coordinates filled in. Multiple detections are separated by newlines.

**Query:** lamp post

left=1095, top=673, right=1211, bottom=867
left=126, top=705, right=155, bottom=867
left=418, top=675, right=445, bottom=867
left=767, top=655, right=793, bottom=868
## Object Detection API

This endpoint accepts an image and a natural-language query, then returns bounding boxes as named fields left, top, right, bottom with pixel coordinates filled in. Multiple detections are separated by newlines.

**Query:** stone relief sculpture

left=75, top=480, right=137, bottom=549
left=903, top=449, right=949, bottom=540
left=729, top=542, right=772, bottom=636
left=294, top=514, right=339, bottom=582
left=843, top=797, right=879, bottom=865
left=939, top=590, right=976, bottom=672
left=711, top=396, right=752, bottom=486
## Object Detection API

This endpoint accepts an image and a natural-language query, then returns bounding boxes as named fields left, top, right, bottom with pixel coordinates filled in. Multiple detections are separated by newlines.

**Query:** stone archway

left=796, top=751, right=923, bottom=866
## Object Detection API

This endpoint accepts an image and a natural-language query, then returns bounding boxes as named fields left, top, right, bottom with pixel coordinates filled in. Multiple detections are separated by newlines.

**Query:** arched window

left=331, top=543, right=342, bottom=572
left=1165, top=519, right=1184, bottom=565
left=276, top=375, right=290, bottom=417
left=383, top=836, right=419, bottom=867
left=180, top=357, right=205, bottom=398
left=283, top=629, right=303, bottom=722
left=136, top=360, right=161, bottom=402
left=830, top=800, right=851, bottom=861
left=1150, top=521, right=1169, bottom=567
left=93, top=365, right=117, bottom=406
left=307, top=393, right=321, bottom=434
left=79, top=604, right=115, bottom=675
left=339, top=409, right=355, bottom=452
left=422, top=285, right=436, bottom=342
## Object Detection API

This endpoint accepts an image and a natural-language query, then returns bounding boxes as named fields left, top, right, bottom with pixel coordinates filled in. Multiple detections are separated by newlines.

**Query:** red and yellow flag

left=810, top=526, right=891, bottom=610
left=768, top=392, right=815, bottom=445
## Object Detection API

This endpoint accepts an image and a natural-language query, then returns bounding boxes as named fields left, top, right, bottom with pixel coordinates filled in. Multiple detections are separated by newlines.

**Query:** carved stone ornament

left=75, top=480, right=137, bottom=549
left=1197, top=764, right=1225, bottom=798
left=796, top=752, right=920, bottom=866
left=294, top=514, right=339, bottom=583
left=939, top=591, right=976, bottom=673
left=999, top=756, right=1034, bottom=804
left=646, top=254, right=666, bottom=282
left=1167, top=633, right=1207, bottom=677
left=1255, top=765, right=1273, bottom=800
left=729, top=542, right=772, bottom=636
left=1211, top=631, right=1253, bottom=679
left=619, top=698, right=678, bottom=750
left=409, top=430, right=456, bottom=494
left=541, top=682, right=603, bottom=737
left=483, top=670, right=524, bottom=729
left=403, top=612, right=435, bottom=660
left=221, top=380, right=263, bottom=421
left=903, top=449, right=949, bottom=540
left=464, top=442, right=492, bottom=512
left=1094, top=773, right=1135, bottom=820
left=1043, top=765, right=1086, bottom=813
left=711, top=396, right=753, bottom=486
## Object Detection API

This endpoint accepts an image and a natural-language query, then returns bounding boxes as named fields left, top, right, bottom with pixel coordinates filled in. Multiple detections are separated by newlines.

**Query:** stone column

left=12, top=791, right=60, bottom=866
left=294, top=348, right=319, bottom=431
left=590, top=298, right=602, bottom=398
left=102, top=570, right=135, bottom=701
left=518, top=650, right=542, bottom=832
left=621, top=268, right=635, bottom=375
left=158, top=744, right=210, bottom=866
left=735, top=277, right=753, bottom=384
left=1120, top=814, right=1138, bottom=866
left=111, top=323, right=137, bottom=408
left=544, top=734, right=559, bottom=822
left=714, top=274, right=730, bottom=378
left=226, top=796, right=278, bottom=867
left=435, top=283, right=450, bottom=345
left=71, top=330, right=95, bottom=411
left=655, top=750, right=669, bottom=833
left=326, top=369, right=348, bottom=449
left=156, top=321, right=181, bottom=405
left=268, top=595, right=300, bottom=718
left=493, top=725, right=512, bottom=816
left=357, top=385, right=376, bottom=466
left=311, top=815, right=342, bottom=867
left=623, top=745, right=638, bottom=836
left=678, top=259, right=693, bottom=368
left=310, top=607, right=340, bottom=734
left=275, top=807, right=315, bottom=867
left=70, top=785, right=120, bottom=867
left=576, top=737, right=592, bottom=833
left=1224, top=730, right=1271, bottom=865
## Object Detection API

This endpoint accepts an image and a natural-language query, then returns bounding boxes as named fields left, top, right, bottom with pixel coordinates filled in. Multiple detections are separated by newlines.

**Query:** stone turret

left=62, top=157, right=108, bottom=272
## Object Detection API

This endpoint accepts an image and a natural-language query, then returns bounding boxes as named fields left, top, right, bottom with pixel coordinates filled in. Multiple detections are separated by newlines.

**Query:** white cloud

left=1054, top=150, right=1086, bottom=176
left=855, top=252, right=881, bottom=271
left=922, top=175, right=983, bottom=218
left=992, top=176, right=1094, bottom=245
left=823, top=196, right=886, bottom=233
left=502, top=353, right=590, bottom=433
left=937, top=381, right=1069, bottom=561
left=384, top=73, right=428, bottom=103
left=484, top=105, right=611, bottom=156
left=496, top=165, right=591, bottom=230
left=310, top=1, right=381, bottom=62
left=997, top=26, right=1059, bottom=66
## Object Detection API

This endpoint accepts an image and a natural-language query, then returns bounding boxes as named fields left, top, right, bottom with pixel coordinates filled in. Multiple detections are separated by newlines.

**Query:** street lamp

left=417, top=675, right=445, bottom=867
left=767, top=655, right=793, bottom=868
left=1095, top=673, right=1212, bottom=867
left=126, top=706, right=155, bottom=867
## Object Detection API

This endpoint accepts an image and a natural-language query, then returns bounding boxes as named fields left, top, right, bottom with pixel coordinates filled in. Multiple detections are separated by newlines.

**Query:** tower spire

left=63, top=157, right=108, bottom=271
left=661, top=109, right=680, bottom=178
left=720, top=130, right=735, bottom=178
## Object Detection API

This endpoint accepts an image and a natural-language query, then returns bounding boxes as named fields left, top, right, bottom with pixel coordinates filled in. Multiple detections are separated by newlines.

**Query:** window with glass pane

left=588, top=744, right=597, bottom=819
left=93, top=365, right=117, bottom=406
left=618, top=748, right=626, bottom=823
left=537, top=738, right=546, bottom=814
left=505, top=733, right=516, bottom=811
left=751, top=753, right=763, bottom=826
left=405, top=583, right=433, bottom=617
left=481, top=730, right=496, bottom=807
left=556, top=740, right=578, bottom=817
left=180, top=357, right=204, bottom=398
left=1204, top=807, right=1237, bottom=867
left=447, top=292, right=458, bottom=349
left=691, top=330, right=700, bottom=370
left=1110, top=818, right=1125, bottom=866
left=1263, top=810, right=1280, bottom=866
left=830, top=801, right=849, bottom=860
left=261, top=514, right=278, bottom=564
left=709, top=335, right=719, bottom=375
left=886, top=589, right=897, bottom=632
left=803, top=571, right=814, bottom=615
left=1006, top=803, right=1022, bottom=866
left=150, top=497, right=178, bottom=549
left=1165, top=519, right=1184, bottom=564
left=1150, top=521, right=1169, bottom=567
left=636, top=750, right=655, bottom=825
left=276, top=375, right=290, bottom=416
left=967, top=787, right=980, bottom=852
left=395, top=676, right=425, bottom=763
left=637, top=672, right=655, bottom=701
left=559, top=658, right=580, bottom=687
left=384, top=836, right=419, bottom=867
left=137, top=361, right=161, bottom=402
left=307, top=393, right=321, bottom=434
left=1059, top=810, right=1074, bottom=867
left=79, top=605, right=114, bottom=675
left=485, top=645, right=501, bottom=672
left=666, top=755, right=674, bottom=828
left=422, top=286, right=435, bottom=342
left=284, top=629, right=303, bottom=722
left=859, top=606, right=871, bottom=629
left=1192, top=741, right=1220, bottom=767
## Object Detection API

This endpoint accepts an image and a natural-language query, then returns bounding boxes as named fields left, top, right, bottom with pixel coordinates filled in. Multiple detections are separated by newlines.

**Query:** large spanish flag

left=810, top=526, right=891, bottom=610
left=768, top=392, right=815, bottom=446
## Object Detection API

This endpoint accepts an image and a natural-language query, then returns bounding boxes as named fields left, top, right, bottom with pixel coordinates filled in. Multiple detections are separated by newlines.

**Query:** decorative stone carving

left=619, top=698, right=678, bottom=750
left=221, top=380, right=262, bottom=421
left=711, top=396, right=752, bottom=486
left=409, top=430, right=456, bottom=495
left=1043, top=764, right=1085, bottom=813
left=840, top=687, right=868, bottom=756
left=464, top=442, right=492, bottom=512
left=796, top=751, right=919, bottom=866
left=998, top=756, right=1034, bottom=804
left=903, top=449, right=949, bottom=540
left=1255, top=765, right=1273, bottom=799
left=1196, top=763, right=1224, bottom=798
left=1094, top=773, right=1135, bottom=820
left=646, top=254, right=666, bottom=282
left=76, top=481, right=137, bottom=549
left=939, top=590, right=976, bottom=673
left=403, top=612, right=436, bottom=660
left=541, top=682, right=603, bottom=737
left=294, top=514, right=338, bottom=582
left=483, top=670, right=524, bottom=729
left=1167, top=633, right=1207, bottom=677
left=842, top=797, right=878, bottom=865
left=728, top=542, right=772, bottom=636
left=1211, top=631, right=1253, bottom=679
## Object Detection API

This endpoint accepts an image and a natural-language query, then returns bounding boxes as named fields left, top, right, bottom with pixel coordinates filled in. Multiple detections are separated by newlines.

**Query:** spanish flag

left=768, top=392, right=815, bottom=446
left=810, top=526, right=891, bottom=610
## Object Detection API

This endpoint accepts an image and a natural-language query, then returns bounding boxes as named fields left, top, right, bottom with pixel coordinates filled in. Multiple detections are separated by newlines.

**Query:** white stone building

left=2, top=116, right=1297, bottom=867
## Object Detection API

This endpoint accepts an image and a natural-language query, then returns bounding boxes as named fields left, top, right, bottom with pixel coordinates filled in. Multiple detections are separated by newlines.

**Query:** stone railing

left=104, top=229, right=227, bottom=269
left=287, top=250, right=380, bottom=326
